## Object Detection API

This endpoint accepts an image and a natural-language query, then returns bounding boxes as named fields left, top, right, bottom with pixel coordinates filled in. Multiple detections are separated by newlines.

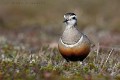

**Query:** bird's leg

left=66, top=59, right=69, bottom=62
left=79, top=61, right=85, bottom=68
left=79, top=61, right=83, bottom=65
left=63, top=59, right=71, bottom=69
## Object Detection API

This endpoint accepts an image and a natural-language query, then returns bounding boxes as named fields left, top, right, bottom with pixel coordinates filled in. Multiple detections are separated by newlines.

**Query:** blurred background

left=0, top=0, right=120, bottom=51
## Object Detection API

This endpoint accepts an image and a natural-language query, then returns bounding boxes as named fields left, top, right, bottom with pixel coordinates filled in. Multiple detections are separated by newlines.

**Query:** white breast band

left=60, top=36, right=83, bottom=48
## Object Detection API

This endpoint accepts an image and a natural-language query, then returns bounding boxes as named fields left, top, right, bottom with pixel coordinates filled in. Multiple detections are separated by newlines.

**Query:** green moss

left=0, top=42, right=119, bottom=80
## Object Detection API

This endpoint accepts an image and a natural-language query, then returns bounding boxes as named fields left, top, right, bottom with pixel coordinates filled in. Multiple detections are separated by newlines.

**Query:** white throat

left=65, top=20, right=77, bottom=30
left=65, top=24, right=74, bottom=30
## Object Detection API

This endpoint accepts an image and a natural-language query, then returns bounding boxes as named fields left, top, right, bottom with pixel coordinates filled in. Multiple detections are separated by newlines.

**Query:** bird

left=58, top=13, right=91, bottom=62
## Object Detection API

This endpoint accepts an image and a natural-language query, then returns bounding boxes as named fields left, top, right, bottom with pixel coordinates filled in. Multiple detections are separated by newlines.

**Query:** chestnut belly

left=58, top=43, right=90, bottom=61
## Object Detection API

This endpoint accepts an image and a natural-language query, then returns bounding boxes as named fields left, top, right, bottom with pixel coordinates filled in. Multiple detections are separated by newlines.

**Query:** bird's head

left=63, top=13, right=77, bottom=26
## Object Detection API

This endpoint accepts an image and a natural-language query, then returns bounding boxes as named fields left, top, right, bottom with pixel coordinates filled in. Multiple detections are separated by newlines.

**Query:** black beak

left=63, top=19, right=68, bottom=23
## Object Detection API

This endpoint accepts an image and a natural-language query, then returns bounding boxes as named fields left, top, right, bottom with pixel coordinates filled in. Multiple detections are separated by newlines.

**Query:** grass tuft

left=0, top=42, right=119, bottom=80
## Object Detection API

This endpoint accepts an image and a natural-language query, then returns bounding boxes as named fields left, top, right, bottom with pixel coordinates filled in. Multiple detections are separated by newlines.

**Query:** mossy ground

left=0, top=42, right=119, bottom=80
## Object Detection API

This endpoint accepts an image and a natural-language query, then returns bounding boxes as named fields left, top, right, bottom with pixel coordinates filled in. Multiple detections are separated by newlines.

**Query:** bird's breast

left=61, top=28, right=81, bottom=44
left=58, top=42, right=90, bottom=56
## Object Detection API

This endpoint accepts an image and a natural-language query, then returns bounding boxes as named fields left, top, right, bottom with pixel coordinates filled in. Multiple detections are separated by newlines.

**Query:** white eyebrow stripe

left=60, top=36, right=83, bottom=48
left=69, top=15, right=77, bottom=19
left=64, top=15, right=66, bottom=18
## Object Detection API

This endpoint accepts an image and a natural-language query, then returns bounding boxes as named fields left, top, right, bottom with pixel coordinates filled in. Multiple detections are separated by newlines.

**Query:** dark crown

left=64, top=13, right=76, bottom=16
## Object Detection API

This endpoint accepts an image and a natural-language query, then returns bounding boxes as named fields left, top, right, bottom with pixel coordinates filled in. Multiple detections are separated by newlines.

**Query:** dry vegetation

left=0, top=39, right=120, bottom=80
left=0, top=0, right=120, bottom=80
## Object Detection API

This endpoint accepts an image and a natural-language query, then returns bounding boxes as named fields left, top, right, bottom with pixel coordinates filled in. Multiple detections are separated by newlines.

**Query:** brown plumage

left=58, top=13, right=91, bottom=62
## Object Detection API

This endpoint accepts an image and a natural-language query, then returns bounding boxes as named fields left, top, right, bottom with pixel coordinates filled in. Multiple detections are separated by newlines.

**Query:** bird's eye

left=72, top=17, right=76, bottom=19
